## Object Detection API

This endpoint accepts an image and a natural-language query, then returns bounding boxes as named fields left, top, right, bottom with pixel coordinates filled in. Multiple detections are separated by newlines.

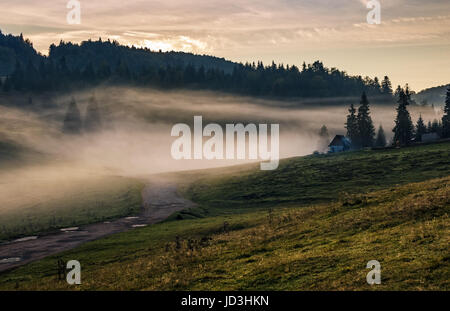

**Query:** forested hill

left=413, top=84, right=450, bottom=107
left=0, top=31, right=42, bottom=76
left=0, top=30, right=396, bottom=100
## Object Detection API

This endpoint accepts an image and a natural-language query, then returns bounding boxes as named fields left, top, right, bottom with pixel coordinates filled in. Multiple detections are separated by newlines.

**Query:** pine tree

left=62, top=97, right=82, bottom=134
left=317, top=125, right=330, bottom=153
left=97, top=60, right=111, bottom=80
left=357, top=92, right=375, bottom=147
left=319, top=125, right=329, bottom=138
left=431, top=119, right=442, bottom=136
left=24, top=60, right=39, bottom=90
left=345, top=103, right=359, bottom=148
left=437, top=120, right=443, bottom=137
left=442, top=86, right=450, bottom=138
left=393, top=88, right=414, bottom=146
left=84, top=95, right=102, bottom=132
left=415, top=114, right=427, bottom=142
left=373, top=77, right=381, bottom=94
left=11, top=60, right=24, bottom=90
left=381, top=76, right=393, bottom=96
left=115, top=58, right=130, bottom=80
left=82, top=62, right=96, bottom=82
left=375, top=125, right=387, bottom=147
left=394, top=85, right=402, bottom=99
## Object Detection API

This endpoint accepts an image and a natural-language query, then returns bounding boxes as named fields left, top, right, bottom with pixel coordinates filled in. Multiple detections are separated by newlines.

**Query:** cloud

left=0, top=0, right=449, bottom=89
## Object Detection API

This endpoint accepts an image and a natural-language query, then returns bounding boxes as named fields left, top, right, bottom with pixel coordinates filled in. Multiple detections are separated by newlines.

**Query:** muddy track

left=0, top=181, right=195, bottom=273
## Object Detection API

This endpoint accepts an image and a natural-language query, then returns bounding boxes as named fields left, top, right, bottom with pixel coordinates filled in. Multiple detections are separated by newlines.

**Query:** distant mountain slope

left=0, top=31, right=42, bottom=76
left=0, top=31, right=235, bottom=76
left=413, top=84, right=449, bottom=107
left=49, top=40, right=236, bottom=75
left=1, top=143, right=449, bottom=290
left=0, top=30, right=419, bottom=101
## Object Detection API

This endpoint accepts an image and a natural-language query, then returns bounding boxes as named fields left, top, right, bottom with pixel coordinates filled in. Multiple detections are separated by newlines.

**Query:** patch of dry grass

left=1, top=176, right=448, bottom=290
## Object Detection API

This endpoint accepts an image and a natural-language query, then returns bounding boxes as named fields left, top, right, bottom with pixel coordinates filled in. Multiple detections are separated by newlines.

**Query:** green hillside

left=174, top=142, right=450, bottom=218
left=0, top=142, right=449, bottom=290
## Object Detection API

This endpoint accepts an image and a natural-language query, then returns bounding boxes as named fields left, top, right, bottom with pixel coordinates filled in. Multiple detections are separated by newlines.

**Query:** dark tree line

left=342, top=85, right=450, bottom=149
left=411, top=86, right=450, bottom=142
left=345, top=92, right=376, bottom=148
left=443, top=87, right=450, bottom=138
left=0, top=32, right=396, bottom=100
left=392, top=86, right=415, bottom=145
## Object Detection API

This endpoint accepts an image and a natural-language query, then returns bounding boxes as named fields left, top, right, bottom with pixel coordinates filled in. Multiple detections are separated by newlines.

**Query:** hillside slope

left=0, top=142, right=449, bottom=290
left=175, top=142, right=450, bottom=218
left=413, top=84, right=449, bottom=107
left=1, top=30, right=398, bottom=100
left=0, top=175, right=448, bottom=290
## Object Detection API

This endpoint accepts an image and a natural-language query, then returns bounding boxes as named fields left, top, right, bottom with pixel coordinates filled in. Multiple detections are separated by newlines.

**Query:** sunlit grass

left=175, top=142, right=450, bottom=217
left=1, top=142, right=449, bottom=290
left=1, top=176, right=448, bottom=290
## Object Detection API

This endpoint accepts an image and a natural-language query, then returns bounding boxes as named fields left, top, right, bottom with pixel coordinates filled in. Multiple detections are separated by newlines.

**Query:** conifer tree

left=82, top=62, right=96, bottom=82
left=24, top=60, right=39, bottom=90
left=11, top=60, right=24, bottom=90
left=415, top=114, right=427, bottom=142
left=375, top=125, right=387, bottom=147
left=427, top=121, right=432, bottom=133
left=430, top=119, right=442, bottom=136
left=442, top=86, right=450, bottom=138
left=84, top=96, right=102, bottom=132
left=357, top=92, right=375, bottom=147
left=317, top=125, right=330, bottom=153
left=393, top=88, right=414, bottom=145
left=394, top=85, right=402, bottom=99
left=345, top=103, right=359, bottom=148
left=62, top=97, right=82, bottom=134
left=381, top=76, right=393, bottom=96
left=115, top=58, right=130, bottom=80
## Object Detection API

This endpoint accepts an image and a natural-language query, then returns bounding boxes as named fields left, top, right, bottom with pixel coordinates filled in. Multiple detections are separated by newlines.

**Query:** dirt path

left=0, top=180, right=195, bottom=272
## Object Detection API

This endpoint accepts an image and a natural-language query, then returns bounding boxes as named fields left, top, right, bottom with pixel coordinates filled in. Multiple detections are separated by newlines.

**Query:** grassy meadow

left=0, top=131, right=145, bottom=242
left=0, top=141, right=448, bottom=290
left=172, top=141, right=450, bottom=218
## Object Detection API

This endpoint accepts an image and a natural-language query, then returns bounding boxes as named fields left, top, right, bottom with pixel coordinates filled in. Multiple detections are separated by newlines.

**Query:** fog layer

left=0, top=87, right=442, bottom=176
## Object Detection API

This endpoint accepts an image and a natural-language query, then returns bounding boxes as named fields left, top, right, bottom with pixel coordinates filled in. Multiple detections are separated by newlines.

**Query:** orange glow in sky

left=1, top=0, right=449, bottom=91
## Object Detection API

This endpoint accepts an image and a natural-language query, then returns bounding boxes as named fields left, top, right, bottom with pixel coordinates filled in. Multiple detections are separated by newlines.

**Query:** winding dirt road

left=0, top=180, right=195, bottom=272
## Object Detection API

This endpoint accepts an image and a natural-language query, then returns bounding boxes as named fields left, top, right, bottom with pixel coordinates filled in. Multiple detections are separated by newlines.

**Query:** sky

left=0, top=0, right=449, bottom=91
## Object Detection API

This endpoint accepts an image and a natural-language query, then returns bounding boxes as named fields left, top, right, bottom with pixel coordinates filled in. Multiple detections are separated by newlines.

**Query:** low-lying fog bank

left=0, top=87, right=442, bottom=176
left=0, top=87, right=442, bottom=236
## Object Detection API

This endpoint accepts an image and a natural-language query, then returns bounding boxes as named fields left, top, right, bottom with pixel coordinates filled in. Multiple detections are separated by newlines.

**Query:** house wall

left=422, top=133, right=440, bottom=143
left=330, top=146, right=344, bottom=153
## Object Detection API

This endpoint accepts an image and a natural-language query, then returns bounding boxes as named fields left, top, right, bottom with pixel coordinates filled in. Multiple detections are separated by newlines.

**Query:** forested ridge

left=0, top=30, right=396, bottom=100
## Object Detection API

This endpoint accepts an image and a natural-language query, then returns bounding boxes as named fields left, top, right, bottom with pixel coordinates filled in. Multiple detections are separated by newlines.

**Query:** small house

left=421, top=133, right=440, bottom=143
left=328, top=135, right=352, bottom=153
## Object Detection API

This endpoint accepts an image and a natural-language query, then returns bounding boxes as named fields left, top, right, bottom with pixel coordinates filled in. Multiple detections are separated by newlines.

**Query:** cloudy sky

left=1, top=0, right=449, bottom=91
